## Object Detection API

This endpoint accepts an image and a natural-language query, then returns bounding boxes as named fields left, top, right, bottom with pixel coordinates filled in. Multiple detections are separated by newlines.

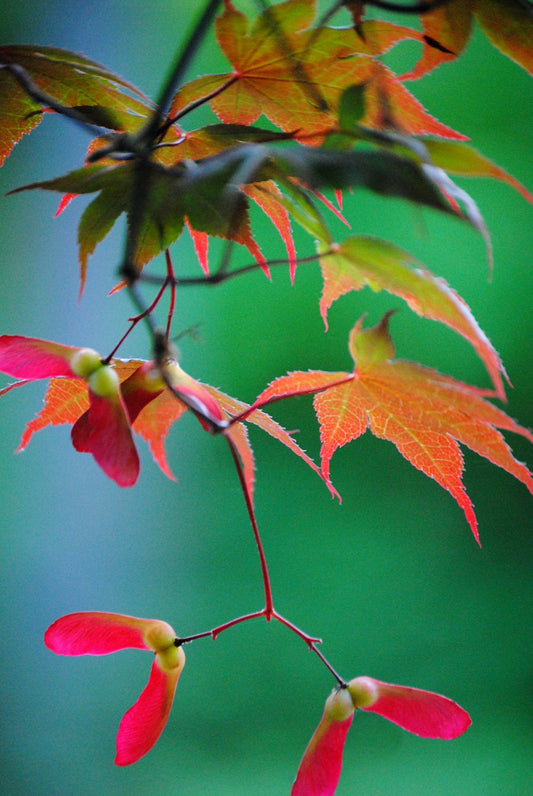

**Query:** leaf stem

left=226, top=374, right=355, bottom=427
left=163, top=75, right=239, bottom=130
left=104, top=252, right=176, bottom=361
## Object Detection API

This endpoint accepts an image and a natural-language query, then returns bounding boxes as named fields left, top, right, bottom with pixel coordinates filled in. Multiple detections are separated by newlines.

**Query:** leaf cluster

left=1, top=0, right=531, bottom=536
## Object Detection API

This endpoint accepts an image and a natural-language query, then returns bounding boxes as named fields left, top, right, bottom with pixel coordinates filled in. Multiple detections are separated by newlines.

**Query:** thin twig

left=138, top=250, right=330, bottom=287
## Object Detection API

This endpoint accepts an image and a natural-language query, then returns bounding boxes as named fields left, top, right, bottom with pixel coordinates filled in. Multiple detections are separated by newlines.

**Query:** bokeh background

left=1, top=2, right=531, bottom=794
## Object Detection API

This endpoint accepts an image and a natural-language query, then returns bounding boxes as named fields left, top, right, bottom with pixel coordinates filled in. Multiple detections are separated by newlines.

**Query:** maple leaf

left=475, top=0, right=533, bottom=75
left=254, top=314, right=533, bottom=543
left=125, top=371, right=335, bottom=502
left=0, top=45, right=151, bottom=166
left=422, top=140, right=533, bottom=204
left=318, top=235, right=507, bottom=398
left=10, top=158, right=262, bottom=292
left=155, top=123, right=297, bottom=165
left=45, top=612, right=186, bottom=765
left=56, top=126, right=298, bottom=284
left=169, top=0, right=465, bottom=140
left=401, top=0, right=533, bottom=80
left=153, top=126, right=298, bottom=279
left=11, top=134, right=472, bottom=293
left=399, top=1, right=474, bottom=81
left=292, top=676, right=470, bottom=795
left=244, top=181, right=297, bottom=282
left=182, top=179, right=296, bottom=282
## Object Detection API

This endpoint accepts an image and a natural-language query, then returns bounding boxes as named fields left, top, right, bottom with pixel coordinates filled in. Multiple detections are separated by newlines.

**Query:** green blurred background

left=1, top=2, right=531, bottom=794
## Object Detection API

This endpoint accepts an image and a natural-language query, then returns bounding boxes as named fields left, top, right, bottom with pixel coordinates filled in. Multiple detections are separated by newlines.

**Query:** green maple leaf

left=0, top=45, right=151, bottom=166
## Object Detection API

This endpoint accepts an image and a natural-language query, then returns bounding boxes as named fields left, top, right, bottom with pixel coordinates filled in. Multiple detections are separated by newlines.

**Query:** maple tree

left=0, top=0, right=531, bottom=793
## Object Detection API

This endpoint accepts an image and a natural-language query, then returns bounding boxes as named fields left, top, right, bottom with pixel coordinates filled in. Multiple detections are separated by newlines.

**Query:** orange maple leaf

left=318, top=236, right=507, bottom=398
left=254, top=314, right=533, bottom=543
left=169, top=0, right=465, bottom=140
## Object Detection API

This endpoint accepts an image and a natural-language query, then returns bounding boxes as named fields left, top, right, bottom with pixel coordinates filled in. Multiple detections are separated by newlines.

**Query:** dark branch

left=135, top=0, right=224, bottom=147
left=137, top=250, right=328, bottom=287
left=361, top=0, right=454, bottom=12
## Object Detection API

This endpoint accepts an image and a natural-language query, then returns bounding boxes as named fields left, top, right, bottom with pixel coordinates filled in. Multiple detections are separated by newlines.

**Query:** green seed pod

left=88, top=364, right=120, bottom=397
left=70, top=347, right=102, bottom=378
left=145, top=620, right=177, bottom=652
left=324, top=687, right=354, bottom=722
left=156, top=643, right=186, bottom=673
left=347, top=677, right=380, bottom=708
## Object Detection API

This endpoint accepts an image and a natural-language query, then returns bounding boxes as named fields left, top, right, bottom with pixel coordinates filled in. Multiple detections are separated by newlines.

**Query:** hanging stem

left=225, top=434, right=274, bottom=617
left=176, top=426, right=346, bottom=686
left=164, top=249, right=177, bottom=339
left=104, top=249, right=177, bottom=361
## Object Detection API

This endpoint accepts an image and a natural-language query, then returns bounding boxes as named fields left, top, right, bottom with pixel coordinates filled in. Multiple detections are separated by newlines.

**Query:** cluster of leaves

left=1, top=0, right=532, bottom=792
left=1, top=0, right=531, bottom=536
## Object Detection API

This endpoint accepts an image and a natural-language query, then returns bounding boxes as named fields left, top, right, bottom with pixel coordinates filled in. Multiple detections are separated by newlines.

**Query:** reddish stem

left=105, top=250, right=176, bottom=362
left=225, top=434, right=274, bottom=617
left=177, top=607, right=345, bottom=685
left=177, top=610, right=266, bottom=644
left=211, top=610, right=266, bottom=640
left=271, top=610, right=321, bottom=646
left=193, top=433, right=345, bottom=685
left=165, top=370, right=356, bottom=683
left=164, top=249, right=177, bottom=339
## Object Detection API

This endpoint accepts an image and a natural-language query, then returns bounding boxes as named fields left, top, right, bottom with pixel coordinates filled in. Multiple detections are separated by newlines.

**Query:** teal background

left=0, top=2, right=531, bottom=794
